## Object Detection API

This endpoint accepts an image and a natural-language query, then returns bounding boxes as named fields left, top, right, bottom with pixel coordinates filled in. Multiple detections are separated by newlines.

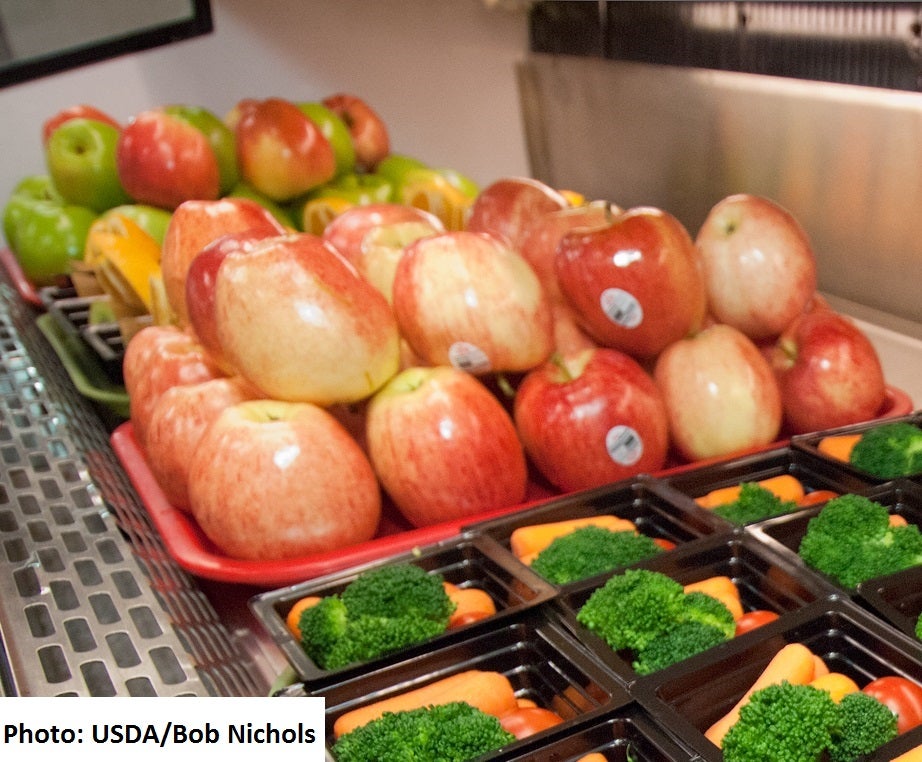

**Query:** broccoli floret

left=340, top=563, right=456, bottom=625
left=330, top=701, right=515, bottom=762
left=828, top=691, right=898, bottom=762
left=721, top=682, right=839, bottom=762
left=631, top=621, right=729, bottom=675
left=849, top=421, right=922, bottom=478
left=576, top=568, right=686, bottom=652
left=530, top=526, right=664, bottom=585
left=679, top=591, right=736, bottom=639
left=797, top=494, right=922, bottom=588
left=323, top=614, right=449, bottom=671
left=299, top=596, right=349, bottom=667
left=300, top=563, right=457, bottom=670
left=916, top=611, right=922, bottom=640
left=712, top=482, right=799, bottom=525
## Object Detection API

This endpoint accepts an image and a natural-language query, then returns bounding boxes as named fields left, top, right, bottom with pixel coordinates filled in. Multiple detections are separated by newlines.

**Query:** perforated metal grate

left=0, top=276, right=263, bottom=697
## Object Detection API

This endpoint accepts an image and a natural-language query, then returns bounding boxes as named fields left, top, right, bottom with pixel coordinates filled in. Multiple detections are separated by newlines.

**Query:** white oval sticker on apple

left=606, top=424, right=644, bottom=466
left=448, top=341, right=491, bottom=374
left=600, top=288, right=643, bottom=329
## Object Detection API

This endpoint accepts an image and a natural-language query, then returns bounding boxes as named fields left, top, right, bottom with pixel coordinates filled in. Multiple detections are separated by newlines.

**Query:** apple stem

left=495, top=373, right=517, bottom=399
left=549, top=352, right=574, bottom=382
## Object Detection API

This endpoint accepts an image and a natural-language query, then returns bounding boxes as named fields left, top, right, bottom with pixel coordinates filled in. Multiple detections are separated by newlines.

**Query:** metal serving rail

left=0, top=270, right=269, bottom=697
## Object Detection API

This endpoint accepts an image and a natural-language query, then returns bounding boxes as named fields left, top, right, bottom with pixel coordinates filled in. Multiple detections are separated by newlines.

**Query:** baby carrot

left=509, top=515, right=636, bottom=560
left=696, top=474, right=805, bottom=509
left=704, top=642, right=819, bottom=747
left=817, top=433, right=862, bottom=463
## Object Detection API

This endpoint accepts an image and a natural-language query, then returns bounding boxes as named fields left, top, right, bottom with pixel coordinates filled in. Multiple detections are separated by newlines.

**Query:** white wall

left=0, top=0, right=532, bottom=210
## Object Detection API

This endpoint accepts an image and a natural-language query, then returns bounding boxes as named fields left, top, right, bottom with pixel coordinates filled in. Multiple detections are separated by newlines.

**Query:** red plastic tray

left=0, top=247, right=44, bottom=308
left=109, top=422, right=555, bottom=588
left=110, top=386, right=913, bottom=588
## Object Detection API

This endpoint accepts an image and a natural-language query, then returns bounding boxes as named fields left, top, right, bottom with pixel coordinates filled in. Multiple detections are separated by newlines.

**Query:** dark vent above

left=530, top=1, right=922, bottom=91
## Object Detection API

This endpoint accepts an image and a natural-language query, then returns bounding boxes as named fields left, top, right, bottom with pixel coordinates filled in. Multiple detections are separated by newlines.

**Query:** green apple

left=226, top=182, right=296, bottom=229
left=44, top=118, right=132, bottom=212
left=306, top=172, right=393, bottom=205
left=101, top=204, right=173, bottom=246
left=3, top=186, right=96, bottom=286
left=297, top=102, right=356, bottom=177
left=163, top=105, right=240, bottom=195
left=376, top=153, right=428, bottom=189
left=3, top=175, right=61, bottom=246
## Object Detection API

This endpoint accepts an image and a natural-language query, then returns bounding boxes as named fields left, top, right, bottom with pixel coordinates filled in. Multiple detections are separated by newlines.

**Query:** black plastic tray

left=493, top=702, right=701, bottom=761
left=553, top=532, right=835, bottom=685
left=463, top=476, right=728, bottom=588
left=298, top=608, right=631, bottom=760
left=791, top=412, right=922, bottom=484
left=857, top=563, right=922, bottom=640
left=655, top=444, right=876, bottom=528
left=632, top=595, right=922, bottom=761
left=747, top=478, right=922, bottom=592
left=249, top=534, right=557, bottom=687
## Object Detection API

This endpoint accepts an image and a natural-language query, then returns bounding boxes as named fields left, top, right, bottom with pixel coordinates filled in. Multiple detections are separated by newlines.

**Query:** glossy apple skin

left=214, top=233, right=401, bottom=405
left=187, top=400, right=381, bottom=561
left=322, top=93, right=390, bottom=172
left=514, top=348, right=669, bottom=492
left=321, top=202, right=444, bottom=266
left=161, top=197, right=285, bottom=327
left=466, top=176, right=568, bottom=252
left=393, top=230, right=555, bottom=374
left=366, top=366, right=528, bottom=527
left=122, top=325, right=226, bottom=452
left=144, top=376, right=261, bottom=510
left=42, top=104, right=121, bottom=145
left=653, top=324, right=783, bottom=462
left=516, top=201, right=612, bottom=301
left=770, top=308, right=886, bottom=434
left=116, top=109, right=221, bottom=209
left=695, top=193, right=817, bottom=340
left=185, top=228, right=280, bottom=372
left=556, top=207, right=707, bottom=359
left=234, top=97, right=336, bottom=202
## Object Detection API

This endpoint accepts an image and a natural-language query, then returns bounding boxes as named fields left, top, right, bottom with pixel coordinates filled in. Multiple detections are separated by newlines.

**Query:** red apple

left=42, top=104, right=120, bottom=145
left=466, top=176, right=568, bottom=251
left=185, top=227, right=284, bottom=371
left=234, top=97, right=336, bottom=202
left=161, top=197, right=285, bottom=327
left=322, top=93, right=391, bottom=171
left=392, top=230, right=554, bottom=374
left=214, top=232, right=401, bottom=405
left=356, top=219, right=443, bottom=303
left=514, top=348, right=670, bottom=492
left=555, top=206, right=707, bottom=359
left=144, top=376, right=262, bottom=510
left=653, top=323, right=783, bottom=462
left=695, top=193, right=817, bottom=341
left=770, top=308, right=886, bottom=434
left=116, top=108, right=221, bottom=209
left=516, top=200, right=612, bottom=301
left=321, top=202, right=444, bottom=265
left=187, top=399, right=381, bottom=561
left=365, top=365, right=528, bottom=527
left=122, top=325, right=226, bottom=452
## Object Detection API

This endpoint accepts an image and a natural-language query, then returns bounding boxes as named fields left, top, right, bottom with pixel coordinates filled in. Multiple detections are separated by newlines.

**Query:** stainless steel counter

left=0, top=271, right=272, bottom=696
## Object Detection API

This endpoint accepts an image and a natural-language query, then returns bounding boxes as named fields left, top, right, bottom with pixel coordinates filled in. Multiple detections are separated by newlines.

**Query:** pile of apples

left=123, top=162, right=890, bottom=564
